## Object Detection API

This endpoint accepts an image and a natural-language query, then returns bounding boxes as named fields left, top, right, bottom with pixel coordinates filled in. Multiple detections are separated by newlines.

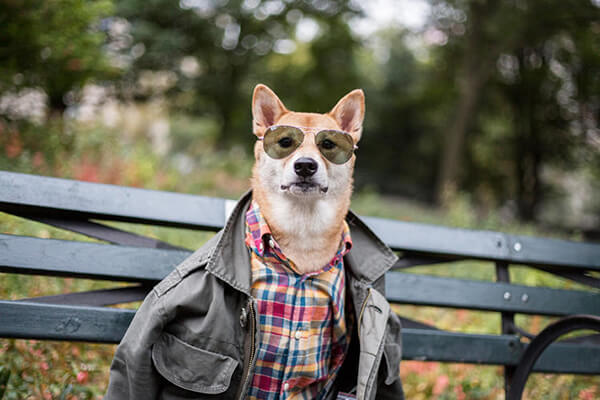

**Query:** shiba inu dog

left=105, top=84, right=405, bottom=399
left=250, top=84, right=364, bottom=274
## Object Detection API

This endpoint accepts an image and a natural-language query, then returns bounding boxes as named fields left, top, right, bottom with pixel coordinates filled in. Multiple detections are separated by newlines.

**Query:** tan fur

left=251, top=84, right=365, bottom=274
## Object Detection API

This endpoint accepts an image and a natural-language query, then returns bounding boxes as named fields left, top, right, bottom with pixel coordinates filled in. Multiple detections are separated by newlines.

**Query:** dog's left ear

left=328, top=89, right=365, bottom=142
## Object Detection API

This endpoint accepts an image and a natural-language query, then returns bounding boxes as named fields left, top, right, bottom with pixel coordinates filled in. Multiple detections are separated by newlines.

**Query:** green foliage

left=114, top=0, right=362, bottom=143
left=1, top=0, right=599, bottom=398
left=2, top=0, right=599, bottom=227
left=0, top=0, right=115, bottom=111
left=425, top=0, right=600, bottom=219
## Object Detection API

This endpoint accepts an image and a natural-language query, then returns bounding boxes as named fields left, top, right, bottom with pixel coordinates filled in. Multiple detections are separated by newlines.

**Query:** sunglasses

left=258, top=125, right=358, bottom=164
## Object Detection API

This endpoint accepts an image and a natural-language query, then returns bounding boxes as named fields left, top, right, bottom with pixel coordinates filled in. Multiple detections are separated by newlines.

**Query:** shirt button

left=283, top=382, right=290, bottom=391
left=294, top=330, right=302, bottom=340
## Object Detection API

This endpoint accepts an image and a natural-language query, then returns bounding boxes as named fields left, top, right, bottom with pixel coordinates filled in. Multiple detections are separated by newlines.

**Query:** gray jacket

left=105, top=191, right=404, bottom=400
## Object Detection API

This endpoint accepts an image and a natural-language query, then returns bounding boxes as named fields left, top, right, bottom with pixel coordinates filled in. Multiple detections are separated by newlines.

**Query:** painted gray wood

left=0, top=171, right=225, bottom=230
left=19, top=215, right=186, bottom=250
left=0, top=301, right=135, bottom=343
left=363, top=216, right=600, bottom=270
left=2, top=171, right=599, bottom=269
left=386, top=272, right=600, bottom=316
left=0, top=234, right=188, bottom=282
left=1, top=301, right=598, bottom=374
left=20, top=285, right=150, bottom=306
left=3, top=233, right=596, bottom=318
left=402, top=328, right=600, bottom=374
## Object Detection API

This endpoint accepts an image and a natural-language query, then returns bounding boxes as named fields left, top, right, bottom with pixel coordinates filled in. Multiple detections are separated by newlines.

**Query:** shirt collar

left=245, top=200, right=353, bottom=274
left=200, top=190, right=397, bottom=295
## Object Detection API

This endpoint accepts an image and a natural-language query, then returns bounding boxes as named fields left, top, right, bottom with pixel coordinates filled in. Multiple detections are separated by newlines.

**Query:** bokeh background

left=1, top=0, right=599, bottom=398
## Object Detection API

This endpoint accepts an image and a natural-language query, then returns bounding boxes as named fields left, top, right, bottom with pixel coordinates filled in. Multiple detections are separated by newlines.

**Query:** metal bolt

left=503, top=292, right=512, bottom=301
left=521, top=293, right=529, bottom=303
left=513, top=242, right=522, bottom=252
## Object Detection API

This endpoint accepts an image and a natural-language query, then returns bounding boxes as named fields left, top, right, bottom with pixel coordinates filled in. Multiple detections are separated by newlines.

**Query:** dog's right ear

left=252, top=84, right=288, bottom=136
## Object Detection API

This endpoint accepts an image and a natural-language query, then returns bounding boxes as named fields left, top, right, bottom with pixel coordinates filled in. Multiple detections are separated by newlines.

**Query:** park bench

left=1, top=170, right=599, bottom=399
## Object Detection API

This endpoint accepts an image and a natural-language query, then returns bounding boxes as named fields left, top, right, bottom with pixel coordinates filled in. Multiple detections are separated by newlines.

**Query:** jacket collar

left=204, top=190, right=398, bottom=295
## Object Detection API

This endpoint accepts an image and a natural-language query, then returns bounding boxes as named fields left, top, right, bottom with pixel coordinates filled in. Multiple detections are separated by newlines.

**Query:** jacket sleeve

left=104, top=289, right=166, bottom=399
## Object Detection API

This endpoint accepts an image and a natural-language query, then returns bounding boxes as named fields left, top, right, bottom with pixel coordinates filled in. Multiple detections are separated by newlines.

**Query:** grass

left=1, top=119, right=598, bottom=399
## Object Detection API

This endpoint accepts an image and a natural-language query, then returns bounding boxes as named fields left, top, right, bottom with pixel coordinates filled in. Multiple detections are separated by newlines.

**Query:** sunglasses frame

left=257, top=125, right=358, bottom=164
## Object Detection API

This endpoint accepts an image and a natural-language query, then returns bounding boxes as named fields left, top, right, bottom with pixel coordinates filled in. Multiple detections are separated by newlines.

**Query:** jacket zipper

left=238, top=299, right=257, bottom=399
left=357, top=289, right=372, bottom=339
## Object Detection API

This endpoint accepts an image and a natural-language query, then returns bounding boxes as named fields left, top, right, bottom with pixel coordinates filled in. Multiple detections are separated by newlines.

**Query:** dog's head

left=251, top=84, right=364, bottom=201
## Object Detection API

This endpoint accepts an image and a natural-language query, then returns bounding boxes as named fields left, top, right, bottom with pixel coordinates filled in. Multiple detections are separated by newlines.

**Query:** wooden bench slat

left=364, top=216, right=600, bottom=270
left=1, top=301, right=598, bottom=374
left=403, top=328, right=600, bottom=374
left=0, top=234, right=188, bottom=282
left=0, top=171, right=226, bottom=230
left=1, top=234, right=597, bottom=316
left=0, top=301, right=135, bottom=343
left=386, top=272, right=600, bottom=316
left=20, top=285, right=150, bottom=307
left=2, top=171, right=599, bottom=270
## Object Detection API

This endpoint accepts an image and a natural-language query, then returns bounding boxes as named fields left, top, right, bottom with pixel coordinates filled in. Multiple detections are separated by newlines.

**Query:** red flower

left=76, top=371, right=89, bottom=384
left=433, top=375, right=449, bottom=395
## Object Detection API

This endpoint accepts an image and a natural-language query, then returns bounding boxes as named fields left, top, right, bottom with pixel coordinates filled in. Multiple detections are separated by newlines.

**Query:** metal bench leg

left=507, top=315, right=600, bottom=400
left=496, top=261, right=516, bottom=397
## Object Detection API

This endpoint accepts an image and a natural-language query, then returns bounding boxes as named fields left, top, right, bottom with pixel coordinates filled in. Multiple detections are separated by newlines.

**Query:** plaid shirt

left=245, top=201, right=353, bottom=400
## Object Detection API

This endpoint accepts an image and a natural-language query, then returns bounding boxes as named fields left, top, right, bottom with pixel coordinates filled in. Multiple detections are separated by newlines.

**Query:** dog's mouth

left=280, top=181, right=328, bottom=195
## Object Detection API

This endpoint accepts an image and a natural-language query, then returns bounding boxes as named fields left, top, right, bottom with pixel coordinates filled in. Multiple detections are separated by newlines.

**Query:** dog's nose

left=294, top=157, right=318, bottom=177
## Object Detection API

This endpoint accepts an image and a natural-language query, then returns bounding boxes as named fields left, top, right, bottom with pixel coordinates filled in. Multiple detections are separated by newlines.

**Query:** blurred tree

left=429, top=0, right=600, bottom=221
left=113, top=0, right=362, bottom=144
left=353, top=29, right=446, bottom=200
left=483, top=0, right=600, bottom=221
left=430, top=0, right=524, bottom=204
left=0, top=0, right=115, bottom=117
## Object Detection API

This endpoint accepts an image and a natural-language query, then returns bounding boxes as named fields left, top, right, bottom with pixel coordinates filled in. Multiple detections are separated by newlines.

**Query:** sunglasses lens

left=263, top=126, right=304, bottom=159
left=316, top=130, right=355, bottom=164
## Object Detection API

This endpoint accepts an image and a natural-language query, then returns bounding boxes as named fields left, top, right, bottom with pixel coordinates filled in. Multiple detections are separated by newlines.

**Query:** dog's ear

left=328, top=89, right=365, bottom=142
left=252, top=84, right=288, bottom=136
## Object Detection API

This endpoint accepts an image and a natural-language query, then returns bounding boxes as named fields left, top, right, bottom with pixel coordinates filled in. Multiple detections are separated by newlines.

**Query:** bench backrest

left=1, top=170, right=599, bottom=377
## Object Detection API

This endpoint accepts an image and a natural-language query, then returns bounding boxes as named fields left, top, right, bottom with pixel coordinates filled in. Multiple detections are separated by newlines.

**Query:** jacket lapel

left=204, top=190, right=253, bottom=296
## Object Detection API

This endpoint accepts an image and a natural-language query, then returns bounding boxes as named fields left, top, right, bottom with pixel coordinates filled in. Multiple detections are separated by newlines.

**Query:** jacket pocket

left=152, top=332, right=239, bottom=394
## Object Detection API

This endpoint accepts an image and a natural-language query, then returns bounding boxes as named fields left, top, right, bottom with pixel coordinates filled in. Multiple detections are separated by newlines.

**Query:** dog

left=105, top=84, right=405, bottom=400
left=250, top=84, right=364, bottom=274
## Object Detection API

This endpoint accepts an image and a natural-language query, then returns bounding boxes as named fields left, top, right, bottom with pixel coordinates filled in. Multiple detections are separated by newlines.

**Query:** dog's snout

left=294, top=157, right=318, bottom=178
